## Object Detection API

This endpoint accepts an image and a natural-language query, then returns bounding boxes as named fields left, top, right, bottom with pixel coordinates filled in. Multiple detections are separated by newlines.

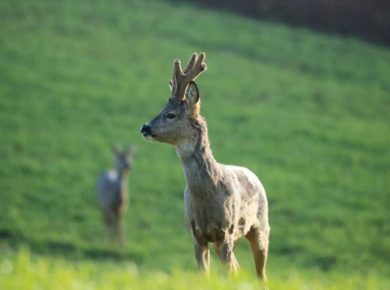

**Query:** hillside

left=0, top=0, right=389, bottom=287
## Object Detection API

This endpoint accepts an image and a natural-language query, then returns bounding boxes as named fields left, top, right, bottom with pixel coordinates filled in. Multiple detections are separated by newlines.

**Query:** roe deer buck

left=97, top=145, right=136, bottom=245
left=140, top=53, right=270, bottom=281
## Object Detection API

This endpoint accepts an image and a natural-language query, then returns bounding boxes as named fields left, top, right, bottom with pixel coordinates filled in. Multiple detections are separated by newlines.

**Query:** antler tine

left=173, top=59, right=183, bottom=80
left=183, top=53, right=198, bottom=74
left=186, top=52, right=206, bottom=81
left=171, top=52, right=207, bottom=101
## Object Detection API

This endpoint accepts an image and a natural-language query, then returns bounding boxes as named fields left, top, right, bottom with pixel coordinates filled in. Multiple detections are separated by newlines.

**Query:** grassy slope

left=0, top=0, right=389, bottom=284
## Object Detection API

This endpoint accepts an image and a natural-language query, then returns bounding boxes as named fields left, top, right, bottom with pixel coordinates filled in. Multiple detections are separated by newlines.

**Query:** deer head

left=112, top=144, right=137, bottom=171
left=141, top=52, right=207, bottom=145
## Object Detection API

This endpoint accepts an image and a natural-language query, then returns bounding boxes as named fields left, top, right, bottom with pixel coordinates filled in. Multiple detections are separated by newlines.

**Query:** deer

left=97, top=145, right=136, bottom=246
left=140, top=52, right=270, bottom=282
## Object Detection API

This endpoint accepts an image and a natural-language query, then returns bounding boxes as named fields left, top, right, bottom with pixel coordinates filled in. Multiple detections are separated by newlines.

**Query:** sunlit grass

left=1, top=248, right=388, bottom=290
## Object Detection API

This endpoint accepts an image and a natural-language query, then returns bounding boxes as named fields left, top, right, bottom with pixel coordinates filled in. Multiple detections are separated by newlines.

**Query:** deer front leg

left=102, top=210, right=114, bottom=244
left=217, top=240, right=240, bottom=273
left=191, top=220, right=210, bottom=272
left=194, top=242, right=210, bottom=273
left=117, top=214, right=126, bottom=247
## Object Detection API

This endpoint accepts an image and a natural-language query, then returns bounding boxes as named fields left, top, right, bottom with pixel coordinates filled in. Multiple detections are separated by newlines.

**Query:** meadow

left=0, top=0, right=389, bottom=289
left=1, top=248, right=387, bottom=290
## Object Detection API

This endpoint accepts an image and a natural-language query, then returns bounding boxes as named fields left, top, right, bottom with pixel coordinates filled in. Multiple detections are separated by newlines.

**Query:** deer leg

left=217, top=240, right=240, bottom=273
left=231, top=251, right=240, bottom=272
left=194, top=242, right=210, bottom=273
left=111, top=212, right=121, bottom=247
left=102, top=211, right=114, bottom=243
left=118, top=216, right=125, bottom=247
left=246, top=226, right=269, bottom=282
left=191, top=220, right=210, bottom=273
left=114, top=211, right=125, bottom=247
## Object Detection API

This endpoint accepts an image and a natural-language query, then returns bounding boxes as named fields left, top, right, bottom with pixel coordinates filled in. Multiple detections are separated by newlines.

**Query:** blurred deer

left=141, top=53, right=270, bottom=282
left=97, top=145, right=136, bottom=246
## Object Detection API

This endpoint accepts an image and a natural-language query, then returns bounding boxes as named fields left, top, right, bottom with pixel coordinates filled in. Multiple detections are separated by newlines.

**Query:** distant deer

left=140, top=53, right=270, bottom=281
left=97, top=145, right=136, bottom=246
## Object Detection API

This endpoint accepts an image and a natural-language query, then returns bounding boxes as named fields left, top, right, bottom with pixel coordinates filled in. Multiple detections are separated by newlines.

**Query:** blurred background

left=190, top=0, right=390, bottom=45
left=1, top=0, right=389, bottom=289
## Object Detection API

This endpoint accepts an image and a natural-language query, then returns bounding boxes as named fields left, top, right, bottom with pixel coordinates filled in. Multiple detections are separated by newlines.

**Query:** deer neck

left=117, top=168, right=128, bottom=188
left=176, top=117, right=219, bottom=195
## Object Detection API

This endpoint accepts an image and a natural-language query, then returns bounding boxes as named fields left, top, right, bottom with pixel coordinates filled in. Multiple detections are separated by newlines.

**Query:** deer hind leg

left=194, top=242, right=210, bottom=273
left=231, top=250, right=240, bottom=272
left=245, top=226, right=269, bottom=282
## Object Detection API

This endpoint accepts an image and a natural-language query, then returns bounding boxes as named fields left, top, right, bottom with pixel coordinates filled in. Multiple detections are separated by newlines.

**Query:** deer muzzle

left=140, top=124, right=152, bottom=137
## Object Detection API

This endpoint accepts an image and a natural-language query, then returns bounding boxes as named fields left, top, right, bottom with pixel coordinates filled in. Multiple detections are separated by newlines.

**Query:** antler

left=171, top=52, right=207, bottom=101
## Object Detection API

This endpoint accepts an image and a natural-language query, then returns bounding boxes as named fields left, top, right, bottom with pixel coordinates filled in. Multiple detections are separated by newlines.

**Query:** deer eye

left=166, top=113, right=176, bottom=119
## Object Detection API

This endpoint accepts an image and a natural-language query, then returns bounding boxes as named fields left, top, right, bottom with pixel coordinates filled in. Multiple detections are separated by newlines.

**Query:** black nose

left=140, top=124, right=151, bottom=136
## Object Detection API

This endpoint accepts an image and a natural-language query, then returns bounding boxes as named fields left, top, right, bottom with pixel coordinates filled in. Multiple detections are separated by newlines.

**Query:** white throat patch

left=176, top=143, right=195, bottom=158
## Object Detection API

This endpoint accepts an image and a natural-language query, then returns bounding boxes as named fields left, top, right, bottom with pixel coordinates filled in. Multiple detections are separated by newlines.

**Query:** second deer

left=141, top=53, right=270, bottom=281
left=97, top=145, right=136, bottom=246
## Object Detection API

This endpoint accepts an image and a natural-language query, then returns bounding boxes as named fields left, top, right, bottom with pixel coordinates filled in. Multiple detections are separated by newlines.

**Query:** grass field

left=1, top=248, right=388, bottom=290
left=1, top=0, right=389, bottom=289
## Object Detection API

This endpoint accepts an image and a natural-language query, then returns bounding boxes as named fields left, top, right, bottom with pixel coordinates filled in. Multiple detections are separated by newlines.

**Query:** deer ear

left=185, top=81, right=200, bottom=106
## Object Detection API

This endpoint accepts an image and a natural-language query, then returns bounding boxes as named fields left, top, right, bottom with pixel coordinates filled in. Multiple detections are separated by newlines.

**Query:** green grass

left=1, top=248, right=388, bottom=290
left=0, top=0, right=389, bottom=288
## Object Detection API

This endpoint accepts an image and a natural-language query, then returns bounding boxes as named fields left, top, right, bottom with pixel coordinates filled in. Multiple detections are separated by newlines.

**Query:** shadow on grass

left=0, top=229, right=143, bottom=263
